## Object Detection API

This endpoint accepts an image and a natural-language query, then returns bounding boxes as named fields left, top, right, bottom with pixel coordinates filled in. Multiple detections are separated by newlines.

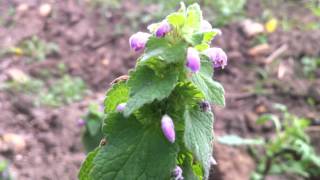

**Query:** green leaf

left=190, top=73, right=225, bottom=106
left=217, top=135, right=265, bottom=146
left=141, top=37, right=187, bottom=64
left=86, top=118, right=102, bottom=136
left=82, top=130, right=103, bottom=153
left=199, top=56, right=214, bottom=77
left=188, top=31, right=219, bottom=46
left=167, top=81, right=205, bottom=131
left=183, top=3, right=202, bottom=34
left=78, top=148, right=100, bottom=180
left=124, top=66, right=179, bottom=117
left=195, top=43, right=210, bottom=51
left=170, top=81, right=204, bottom=107
left=182, top=155, right=201, bottom=180
left=134, top=101, right=163, bottom=125
left=102, top=112, right=122, bottom=135
left=184, top=107, right=214, bottom=179
left=104, top=82, right=129, bottom=113
left=256, top=114, right=281, bottom=134
left=90, top=116, right=178, bottom=180
left=167, top=12, right=186, bottom=27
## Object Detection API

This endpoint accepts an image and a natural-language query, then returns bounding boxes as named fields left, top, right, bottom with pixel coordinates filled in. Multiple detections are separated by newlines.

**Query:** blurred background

left=0, top=0, right=319, bottom=179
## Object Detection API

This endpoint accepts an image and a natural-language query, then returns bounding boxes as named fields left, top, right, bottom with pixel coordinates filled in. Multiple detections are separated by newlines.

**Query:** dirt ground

left=0, top=0, right=319, bottom=180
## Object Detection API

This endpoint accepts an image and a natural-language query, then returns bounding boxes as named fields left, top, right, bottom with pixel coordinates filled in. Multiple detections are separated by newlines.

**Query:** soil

left=0, top=0, right=319, bottom=180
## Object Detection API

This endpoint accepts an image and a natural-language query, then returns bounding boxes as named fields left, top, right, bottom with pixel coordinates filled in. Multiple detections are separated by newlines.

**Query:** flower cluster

left=126, top=19, right=227, bottom=143
left=129, top=21, right=227, bottom=74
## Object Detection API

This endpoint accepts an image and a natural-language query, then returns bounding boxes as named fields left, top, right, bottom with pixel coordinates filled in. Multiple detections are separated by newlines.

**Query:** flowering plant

left=79, top=3, right=227, bottom=180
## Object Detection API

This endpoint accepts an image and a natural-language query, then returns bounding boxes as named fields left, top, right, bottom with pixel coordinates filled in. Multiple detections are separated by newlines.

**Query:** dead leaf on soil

left=248, top=44, right=270, bottom=56
left=277, top=62, right=288, bottom=79
left=17, top=3, right=29, bottom=12
left=39, top=3, right=52, bottom=17
left=241, top=19, right=265, bottom=37
left=0, top=133, right=27, bottom=153
left=6, top=68, right=30, bottom=83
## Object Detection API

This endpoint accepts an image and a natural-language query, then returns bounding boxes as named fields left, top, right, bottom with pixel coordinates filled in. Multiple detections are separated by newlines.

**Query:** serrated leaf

left=189, top=57, right=223, bottom=106
left=187, top=31, right=218, bottom=46
left=102, top=112, right=122, bottom=135
left=90, top=115, right=178, bottom=180
left=167, top=12, right=186, bottom=27
left=141, top=37, right=187, bottom=64
left=124, top=66, right=179, bottom=117
left=184, top=107, right=213, bottom=179
left=190, top=73, right=225, bottom=106
left=199, top=56, right=214, bottom=77
left=168, top=81, right=205, bottom=131
left=170, top=81, right=204, bottom=107
left=183, top=3, right=202, bottom=34
left=182, top=154, right=201, bottom=180
left=78, top=147, right=100, bottom=180
left=104, top=82, right=129, bottom=113
left=138, top=57, right=167, bottom=77
left=195, top=43, right=210, bottom=51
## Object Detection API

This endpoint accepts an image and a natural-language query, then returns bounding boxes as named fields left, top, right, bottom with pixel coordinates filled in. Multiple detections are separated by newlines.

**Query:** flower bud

left=204, top=47, right=227, bottom=69
left=172, top=166, right=184, bottom=180
left=129, top=32, right=151, bottom=51
left=116, top=103, right=126, bottom=112
left=99, top=105, right=104, bottom=112
left=77, top=119, right=86, bottom=127
left=200, top=101, right=211, bottom=112
left=201, top=20, right=212, bottom=32
left=212, top=28, right=222, bottom=36
left=156, top=21, right=171, bottom=37
left=161, top=114, right=175, bottom=143
left=186, top=47, right=200, bottom=72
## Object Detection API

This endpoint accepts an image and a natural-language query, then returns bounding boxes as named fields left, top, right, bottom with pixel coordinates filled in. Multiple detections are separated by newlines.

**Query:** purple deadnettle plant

left=79, top=3, right=226, bottom=180
left=204, top=47, right=228, bottom=69
left=156, top=20, right=171, bottom=37
left=129, top=32, right=151, bottom=51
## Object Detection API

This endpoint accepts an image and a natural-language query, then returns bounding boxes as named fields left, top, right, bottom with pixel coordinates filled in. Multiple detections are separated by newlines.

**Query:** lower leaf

left=90, top=115, right=178, bottom=180
left=184, top=107, right=214, bottom=179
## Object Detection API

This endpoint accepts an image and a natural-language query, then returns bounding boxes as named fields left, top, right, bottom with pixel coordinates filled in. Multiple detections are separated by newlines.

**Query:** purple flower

left=186, top=47, right=200, bottom=72
left=156, top=21, right=171, bottom=37
left=204, top=47, right=228, bottom=69
left=129, top=32, right=151, bottom=51
left=77, top=119, right=86, bottom=127
left=172, top=166, right=184, bottom=180
left=161, top=114, right=175, bottom=143
left=201, top=20, right=212, bottom=32
left=116, top=103, right=126, bottom=112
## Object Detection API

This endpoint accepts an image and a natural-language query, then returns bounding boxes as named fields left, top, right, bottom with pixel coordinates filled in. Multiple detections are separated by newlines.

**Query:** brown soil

left=0, top=0, right=319, bottom=179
